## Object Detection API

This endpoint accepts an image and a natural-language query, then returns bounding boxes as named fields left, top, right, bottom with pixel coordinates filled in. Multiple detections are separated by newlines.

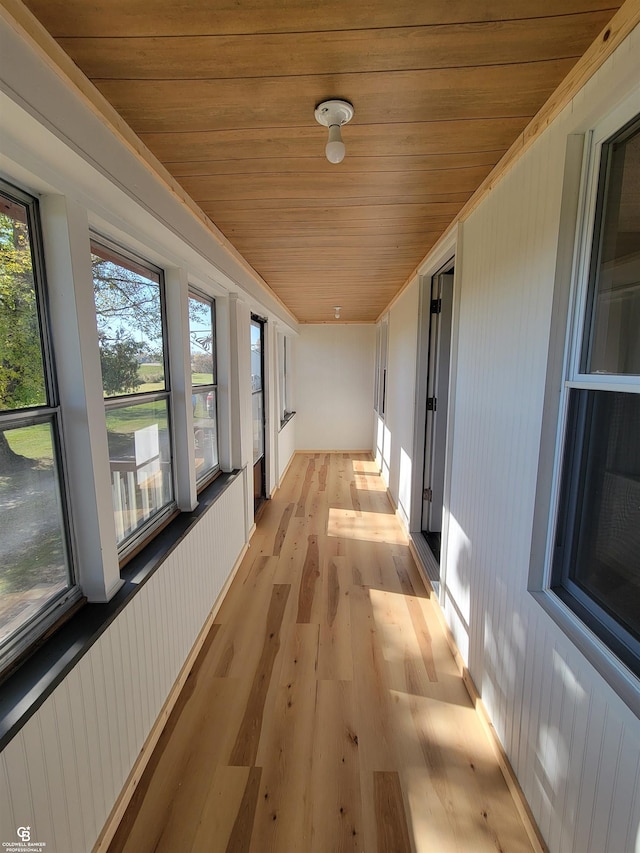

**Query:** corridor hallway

left=108, top=453, right=537, bottom=852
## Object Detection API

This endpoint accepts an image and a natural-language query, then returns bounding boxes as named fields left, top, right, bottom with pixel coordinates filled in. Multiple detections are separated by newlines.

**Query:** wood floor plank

left=349, top=584, right=398, bottom=773
left=108, top=453, right=537, bottom=853
left=272, top=513, right=308, bottom=585
left=117, top=678, right=244, bottom=853
left=394, top=555, right=438, bottom=681
left=317, top=453, right=330, bottom=492
left=210, top=556, right=280, bottom=679
left=224, top=767, right=262, bottom=853
left=350, top=479, right=363, bottom=515
left=317, top=556, right=353, bottom=681
left=310, top=680, right=362, bottom=852
left=347, top=536, right=404, bottom=592
left=272, top=502, right=294, bottom=556
left=228, top=583, right=291, bottom=766
left=252, top=624, right=319, bottom=852
left=296, top=534, right=320, bottom=623
left=295, top=456, right=316, bottom=517
left=187, top=765, right=252, bottom=853
left=277, top=621, right=319, bottom=690
left=374, top=770, right=413, bottom=853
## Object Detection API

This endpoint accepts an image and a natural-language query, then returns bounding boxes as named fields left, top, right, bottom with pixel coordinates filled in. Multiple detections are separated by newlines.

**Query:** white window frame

left=542, top=93, right=640, bottom=693
left=188, top=287, right=220, bottom=488
left=0, top=178, right=80, bottom=673
left=91, top=236, right=177, bottom=561
left=278, top=333, right=294, bottom=427
left=375, top=316, right=389, bottom=418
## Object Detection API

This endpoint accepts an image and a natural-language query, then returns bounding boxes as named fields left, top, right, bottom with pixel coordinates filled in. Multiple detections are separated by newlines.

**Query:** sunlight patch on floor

left=352, top=459, right=379, bottom=474
left=327, top=507, right=408, bottom=544
left=353, top=473, right=387, bottom=492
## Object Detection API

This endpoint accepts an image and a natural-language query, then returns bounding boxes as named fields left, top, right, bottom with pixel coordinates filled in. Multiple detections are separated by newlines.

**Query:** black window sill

left=279, top=410, right=296, bottom=431
left=0, top=469, right=241, bottom=750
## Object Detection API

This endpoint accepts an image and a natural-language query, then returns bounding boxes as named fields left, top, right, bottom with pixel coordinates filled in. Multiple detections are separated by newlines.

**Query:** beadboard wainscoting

left=0, top=473, right=246, bottom=853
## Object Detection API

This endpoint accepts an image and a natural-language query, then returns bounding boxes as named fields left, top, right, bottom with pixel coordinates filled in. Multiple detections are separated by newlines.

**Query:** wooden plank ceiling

left=23, top=0, right=620, bottom=322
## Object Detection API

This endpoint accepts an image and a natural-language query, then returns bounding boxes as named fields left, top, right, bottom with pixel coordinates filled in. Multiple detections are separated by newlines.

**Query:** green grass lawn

left=5, top=399, right=165, bottom=461
left=6, top=422, right=54, bottom=460
left=137, top=381, right=164, bottom=392
left=135, top=365, right=212, bottom=392
left=192, top=372, right=213, bottom=385
left=6, top=364, right=210, bottom=460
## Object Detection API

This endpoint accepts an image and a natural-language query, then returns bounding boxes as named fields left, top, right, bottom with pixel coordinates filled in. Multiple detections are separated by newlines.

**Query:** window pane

left=0, top=421, right=71, bottom=646
left=555, top=390, right=640, bottom=647
left=106, top=399, right=173, bottom=544
left=0, top=195, right=46, bottom=410
left=192, top=389, right=219, bottom=479
left=189, top=295, right=214, bottom=386
left=251, top=321, right=262, bottom=392
left=252, top=390, right=264, bottom=463
left=92, top=244, right=165, bottom=397
left=584, top=120, right=640, bottom=375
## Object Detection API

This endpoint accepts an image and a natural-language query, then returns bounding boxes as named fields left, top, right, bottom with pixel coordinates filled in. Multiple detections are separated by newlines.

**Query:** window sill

left=279, top=410, right=296, bottom=431
left=0, top=468, right=241, bottom=750
left=529, top=589, right=640, bottom=718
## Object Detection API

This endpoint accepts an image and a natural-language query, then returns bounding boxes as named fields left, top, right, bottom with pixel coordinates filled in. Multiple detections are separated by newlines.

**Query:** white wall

left=277, top=417, right=296, bottom=482
left=379, top=284, right=419, bottom=528
left=378, top=25, right=640, bottom=853
left=294, top=325, right=375, bottom=451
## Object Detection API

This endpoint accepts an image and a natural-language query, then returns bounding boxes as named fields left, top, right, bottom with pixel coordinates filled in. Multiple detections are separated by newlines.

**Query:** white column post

left=165, top=267, right=197, bottom=510
left=40, top=195, right=122, bottom=602
left=266, top=319, right=278, bottom=496
left=228, top=294, right=253, bottom=536
left=214, top=294, right=232, bottom=472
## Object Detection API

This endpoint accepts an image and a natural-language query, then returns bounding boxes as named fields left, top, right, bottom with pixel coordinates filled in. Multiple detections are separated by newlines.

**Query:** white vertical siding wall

left=444, top=33, right=640, bottom=853
left=380, top=26, right=640, bottom=853
left=0, top=475, right=246, bottom=852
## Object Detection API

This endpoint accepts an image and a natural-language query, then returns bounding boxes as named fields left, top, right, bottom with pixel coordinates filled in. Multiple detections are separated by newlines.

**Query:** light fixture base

left=314, top=99, right=354, bottom=128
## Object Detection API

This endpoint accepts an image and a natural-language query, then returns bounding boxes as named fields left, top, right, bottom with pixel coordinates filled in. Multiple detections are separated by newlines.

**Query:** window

left=551, top=112, right=640, bottom=676
left=188, top=291, right=219, bottom=485
left=278, top=334, right=294, bottom=426
left=375, top=318, right=388, bottom=416
left=0, top=180, right=78, bottom=671
left=91, top=240, right=175, bottom=555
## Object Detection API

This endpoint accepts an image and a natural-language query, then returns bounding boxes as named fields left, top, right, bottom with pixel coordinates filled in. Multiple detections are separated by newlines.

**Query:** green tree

left=192, top=351, right=213, bottom=375
left=0, top=209, right=45, bottom=468
left=0, top=211, right=45, bottom=411
left=98, top=330, right=142, bottom=396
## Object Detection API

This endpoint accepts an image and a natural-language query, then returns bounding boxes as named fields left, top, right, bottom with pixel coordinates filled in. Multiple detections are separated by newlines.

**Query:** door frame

left=410, top=227, right=461, bottom=600
left=421, top=269, right=454, bottom=541
left=251, top=314, right=267, bottom=513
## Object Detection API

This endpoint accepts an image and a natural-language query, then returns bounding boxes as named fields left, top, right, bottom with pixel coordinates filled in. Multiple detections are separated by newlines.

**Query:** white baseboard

left=294, top=449, right=373, bottom=455
left=271, top=451, right=297, bottom=497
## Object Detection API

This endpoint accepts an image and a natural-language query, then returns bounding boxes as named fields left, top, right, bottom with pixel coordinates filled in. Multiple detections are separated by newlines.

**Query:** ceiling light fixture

left=314, top=100, right=354, bottom=164
left=334, top=306, right=341, bottom=319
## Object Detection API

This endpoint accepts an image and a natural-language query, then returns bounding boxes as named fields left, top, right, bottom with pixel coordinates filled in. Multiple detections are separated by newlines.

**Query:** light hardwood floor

left=108, top=452, right=536, bottom=853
